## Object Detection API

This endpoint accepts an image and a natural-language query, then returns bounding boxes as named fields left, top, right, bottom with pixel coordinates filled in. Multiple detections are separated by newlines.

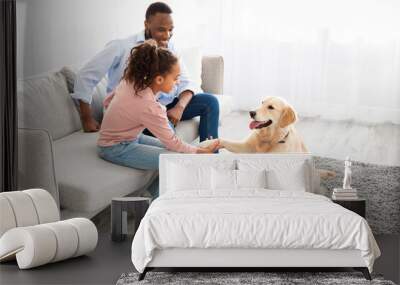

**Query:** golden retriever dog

left=202, top=96, right=335, bottom=179
left=218, top=96, right=307, bottom=153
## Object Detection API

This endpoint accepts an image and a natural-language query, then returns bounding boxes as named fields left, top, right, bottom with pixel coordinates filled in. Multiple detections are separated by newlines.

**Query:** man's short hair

left=145, top=2, right=172, bottom=20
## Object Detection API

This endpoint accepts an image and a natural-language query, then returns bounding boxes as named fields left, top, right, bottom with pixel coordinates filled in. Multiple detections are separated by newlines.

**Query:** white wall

left=16, top=0, right=155, bottom=78
left=16, top=0, right=220, bottom=78
left=16, top=0, right=215, bottom=78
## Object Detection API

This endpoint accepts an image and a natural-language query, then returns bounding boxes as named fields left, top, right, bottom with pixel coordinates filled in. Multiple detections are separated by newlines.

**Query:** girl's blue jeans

left=97, top=135, right=173, bottom=198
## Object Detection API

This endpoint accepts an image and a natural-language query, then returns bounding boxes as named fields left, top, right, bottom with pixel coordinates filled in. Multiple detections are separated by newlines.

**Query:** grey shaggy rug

left=116, top=272, right=395, bottom=285
left=314, top=156, right=400, bottom=234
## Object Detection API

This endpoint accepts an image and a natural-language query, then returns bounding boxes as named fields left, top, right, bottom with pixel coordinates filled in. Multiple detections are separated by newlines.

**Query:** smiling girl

left=97, top=41, right=218, bottom=197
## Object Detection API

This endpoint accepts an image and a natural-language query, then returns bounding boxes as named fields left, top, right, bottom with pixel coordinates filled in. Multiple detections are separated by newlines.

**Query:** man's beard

left=144, top=29, right=172, bottom=46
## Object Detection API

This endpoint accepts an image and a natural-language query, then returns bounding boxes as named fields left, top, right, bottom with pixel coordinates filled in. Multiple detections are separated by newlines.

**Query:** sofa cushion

left=18, top=128, right=60, bottom=207
left=90, top=78, right=108, bottom=123
left=214, top=95, right=234, bottom=125
left=179, top=47, right=203, bottom=93
left=201, top=56, right=224, bottom=94
left=59, top=66, right=76, bottom=93
left=18, top=72, right=82, bottom=140
left=175, top=119, right=199, bottom=143
left=54, top=132, right=156, bottom=213
left=60, top=66, right=108, bottom=124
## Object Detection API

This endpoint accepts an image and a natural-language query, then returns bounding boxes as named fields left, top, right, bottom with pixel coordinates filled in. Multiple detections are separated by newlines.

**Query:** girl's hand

left=196, top=139, right=220, bottom=154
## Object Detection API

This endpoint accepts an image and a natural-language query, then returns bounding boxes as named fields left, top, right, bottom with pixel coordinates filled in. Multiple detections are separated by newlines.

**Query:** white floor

left=219, top=111, right=400, bottom=166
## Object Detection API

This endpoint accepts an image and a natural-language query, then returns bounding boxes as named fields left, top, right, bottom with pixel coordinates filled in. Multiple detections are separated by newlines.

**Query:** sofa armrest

left=201, top=56, right=224, bottom=94
left=18, top=128, right=59, bottom=208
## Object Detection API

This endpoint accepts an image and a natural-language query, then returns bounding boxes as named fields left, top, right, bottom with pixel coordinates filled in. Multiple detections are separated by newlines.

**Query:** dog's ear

left=279, top=105, right=297, bottom=128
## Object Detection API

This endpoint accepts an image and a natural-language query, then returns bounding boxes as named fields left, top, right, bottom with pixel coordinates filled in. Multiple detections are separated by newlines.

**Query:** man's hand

left=81, top=116, right=100, bottom=132
left=79, top=100, right=100, bottom=132
left=167, top=90, right=193, bottom=126
left=167, top=105, right=184, bottom=126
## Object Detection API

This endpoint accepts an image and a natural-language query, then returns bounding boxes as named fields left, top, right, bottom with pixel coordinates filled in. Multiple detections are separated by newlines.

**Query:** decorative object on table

left=116, top=271, right=395, bottom=285
left=343, top=156, right=353, bottom=189
left=332, top=156, right=359, bottom=200
left=332, top=198, right=366, bottom=218
left=0, top=189, right=98, bottom=269
left=313, top=156, right=400, bottom=235
left=111, top=197, right=151, bottom=242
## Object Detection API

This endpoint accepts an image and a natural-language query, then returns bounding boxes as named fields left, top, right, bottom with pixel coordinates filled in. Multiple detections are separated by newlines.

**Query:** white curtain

left=170, top=0, right=400, bottom=124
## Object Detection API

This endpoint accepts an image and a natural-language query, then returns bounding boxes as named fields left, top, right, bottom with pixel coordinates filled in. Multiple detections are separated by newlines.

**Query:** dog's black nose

left=249, top=111, right=256, bottom=118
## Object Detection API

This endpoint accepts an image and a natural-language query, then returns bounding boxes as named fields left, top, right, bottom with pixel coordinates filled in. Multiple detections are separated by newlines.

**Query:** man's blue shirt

left=72, top=30, right=198, bottom=105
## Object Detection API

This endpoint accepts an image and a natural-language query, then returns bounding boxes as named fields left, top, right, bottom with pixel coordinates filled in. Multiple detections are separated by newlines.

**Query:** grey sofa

left=18, top=56, right=231, bottom=219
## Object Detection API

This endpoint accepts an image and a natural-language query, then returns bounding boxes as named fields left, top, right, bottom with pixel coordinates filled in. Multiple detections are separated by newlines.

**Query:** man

left=72, top=2, right=219, bottom=142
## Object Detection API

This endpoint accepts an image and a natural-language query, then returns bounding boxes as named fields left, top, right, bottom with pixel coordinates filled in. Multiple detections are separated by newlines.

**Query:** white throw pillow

left=211, top=168, right=237, bottom=191
left=237, top=158, right=309, bottom=192
left=179, top=47, right=203, bottom=93
left=266, top=167, right=306, bottom=191
left=211, top=168, right=268, bottom=191
left=236, top=169, right=268, bottom=189
left=167, top=163, right=211, bottom=192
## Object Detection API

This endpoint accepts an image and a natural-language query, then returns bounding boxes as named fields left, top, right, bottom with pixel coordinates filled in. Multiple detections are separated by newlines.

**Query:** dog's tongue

left=249, top=121, right=262, bottom=129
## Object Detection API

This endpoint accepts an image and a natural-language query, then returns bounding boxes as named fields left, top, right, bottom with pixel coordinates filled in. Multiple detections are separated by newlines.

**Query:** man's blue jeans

left=144, top=92, right=220, bottom=141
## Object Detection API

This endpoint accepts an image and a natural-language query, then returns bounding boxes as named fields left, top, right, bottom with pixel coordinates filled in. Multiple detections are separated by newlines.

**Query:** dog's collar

left=278, top=132, right=289, bottom=144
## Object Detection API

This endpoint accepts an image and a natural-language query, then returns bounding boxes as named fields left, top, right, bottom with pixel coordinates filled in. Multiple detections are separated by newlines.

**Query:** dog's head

left=249, top=97, right=297, bottom=130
